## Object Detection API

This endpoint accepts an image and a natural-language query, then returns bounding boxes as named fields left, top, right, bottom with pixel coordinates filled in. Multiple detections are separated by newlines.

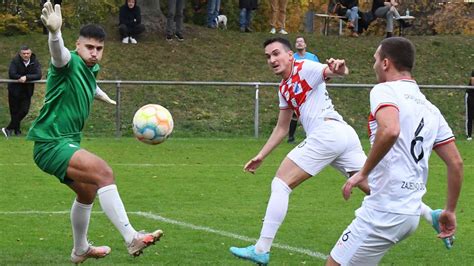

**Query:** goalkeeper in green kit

left=27, top=1, right=163, bottom=263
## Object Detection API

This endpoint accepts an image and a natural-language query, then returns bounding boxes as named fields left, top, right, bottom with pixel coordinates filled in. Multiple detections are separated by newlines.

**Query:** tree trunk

left=141, top=0, right=166, bottom=32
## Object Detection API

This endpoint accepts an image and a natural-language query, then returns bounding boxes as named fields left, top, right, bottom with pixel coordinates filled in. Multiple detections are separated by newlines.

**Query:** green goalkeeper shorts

left=33, top=139, right=81, bottom=183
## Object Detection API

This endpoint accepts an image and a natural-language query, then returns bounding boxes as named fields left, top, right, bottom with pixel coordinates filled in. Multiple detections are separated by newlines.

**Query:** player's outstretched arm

left=95, top=85, right=117, bottom=105
left=41, top=0, right=70, bottom=68
left=244, top=155, right=264, bottom=174
left=243, top=109, right=293, bottom=174
left=324, top=58, right=349, bottom=78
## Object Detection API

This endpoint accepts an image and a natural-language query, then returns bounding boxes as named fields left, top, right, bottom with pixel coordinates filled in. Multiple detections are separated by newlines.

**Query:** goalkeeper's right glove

left=40, top=0, right=62, bottom=34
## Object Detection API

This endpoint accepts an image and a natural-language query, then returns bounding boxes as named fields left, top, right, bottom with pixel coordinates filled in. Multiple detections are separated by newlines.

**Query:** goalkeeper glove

left=41, top=0, right=62, bottom=34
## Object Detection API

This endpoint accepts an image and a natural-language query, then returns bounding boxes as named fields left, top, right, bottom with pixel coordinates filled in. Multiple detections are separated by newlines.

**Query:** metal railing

left=1, top=79, right=472, bottom=138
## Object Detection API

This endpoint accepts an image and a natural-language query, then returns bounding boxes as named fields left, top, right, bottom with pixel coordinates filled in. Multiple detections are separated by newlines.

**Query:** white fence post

left=115, top=82, right=121, bottom=138
left=254, top=84, right=259, bottom=138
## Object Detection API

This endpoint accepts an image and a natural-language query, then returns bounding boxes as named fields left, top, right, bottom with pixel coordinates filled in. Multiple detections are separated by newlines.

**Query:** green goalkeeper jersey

left=27, top=51, right=100, bottom=142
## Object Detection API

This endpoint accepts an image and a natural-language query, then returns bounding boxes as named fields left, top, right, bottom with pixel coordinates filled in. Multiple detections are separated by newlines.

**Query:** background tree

left=140, top=0, right=166, bottom=33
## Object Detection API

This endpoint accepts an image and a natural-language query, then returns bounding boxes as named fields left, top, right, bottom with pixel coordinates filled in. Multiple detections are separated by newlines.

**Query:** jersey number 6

left=410, top=118, right=425, bottom=163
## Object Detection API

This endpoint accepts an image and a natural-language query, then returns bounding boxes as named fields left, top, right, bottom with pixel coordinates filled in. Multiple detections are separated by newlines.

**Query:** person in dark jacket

left=466, top=70, right=474, bottom=141
left=2, top=45, right=42, bottom=138
left=118, top=0, right=145, bottom=44
left=239, top=0, right=258, bottom=33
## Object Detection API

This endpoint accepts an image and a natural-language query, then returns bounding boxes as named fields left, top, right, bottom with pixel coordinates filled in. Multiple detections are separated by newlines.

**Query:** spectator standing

left=372, top=0, right=406, bottom=38
left=269, top=0, right=288, bottom=34
left=339, top=0, right=359, bottom=37
left=288, top=36, right=320, bottom=144
left=2, top=45, right=41, bottom=138
left=466, top=70, right=474, bottom=141
left=239, top=0, right=258, bottom=33
left=207, top=0, right=221, bottom=28
left=293, top=36, right=319, bottom=62
left=119, top=0, right=145, bottom=44
left=166, top=0, right=185, bottom=41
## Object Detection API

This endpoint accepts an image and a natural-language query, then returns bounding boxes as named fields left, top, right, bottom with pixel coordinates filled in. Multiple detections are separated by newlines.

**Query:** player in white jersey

left=327, top=37, right=463, bottom=266
left=229, top=37, right=371, bottom=265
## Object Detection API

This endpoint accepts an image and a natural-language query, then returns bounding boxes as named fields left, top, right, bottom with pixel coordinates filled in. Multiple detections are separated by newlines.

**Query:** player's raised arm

left=41, top=0, right=70, bottom=68
left=324, top=58, right=349, bottom=78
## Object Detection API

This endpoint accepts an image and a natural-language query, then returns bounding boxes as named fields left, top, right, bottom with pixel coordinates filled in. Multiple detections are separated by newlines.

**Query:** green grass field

left=0, top=137, right=473, bottom=265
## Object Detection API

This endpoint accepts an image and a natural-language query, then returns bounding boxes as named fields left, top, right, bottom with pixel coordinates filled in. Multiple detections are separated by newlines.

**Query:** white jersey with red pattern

left=364, top=79, right=455, bottom=215
left=278, top=60, right=343, bottom=136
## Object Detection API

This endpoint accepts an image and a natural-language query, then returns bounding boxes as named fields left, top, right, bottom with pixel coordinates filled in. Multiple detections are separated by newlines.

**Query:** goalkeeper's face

left=76, top=37, right=104, bottom=67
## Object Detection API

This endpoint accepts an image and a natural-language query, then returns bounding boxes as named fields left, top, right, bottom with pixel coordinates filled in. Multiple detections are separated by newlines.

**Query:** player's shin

left=256, top=177, right=292, bottom=253
left=97, top=184, right=137, bottom=244
left=71, top=199, right=93, bottom=254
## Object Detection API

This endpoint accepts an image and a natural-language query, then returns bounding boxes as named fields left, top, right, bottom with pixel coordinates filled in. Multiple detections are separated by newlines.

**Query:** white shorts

left=287, top=120, right=366, bottom=177
left=330, top=206, right=420, bottom=265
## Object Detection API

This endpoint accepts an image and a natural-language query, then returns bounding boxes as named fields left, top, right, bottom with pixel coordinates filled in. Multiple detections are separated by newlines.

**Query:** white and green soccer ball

left=132, top=104, right=174, bottom=145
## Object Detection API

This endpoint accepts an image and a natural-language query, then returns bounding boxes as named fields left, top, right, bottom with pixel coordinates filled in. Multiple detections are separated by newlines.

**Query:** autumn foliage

left=0, top=0, right=472, bottom=35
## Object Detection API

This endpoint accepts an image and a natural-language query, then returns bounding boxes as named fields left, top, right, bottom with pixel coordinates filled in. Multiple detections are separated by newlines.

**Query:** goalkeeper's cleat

left=230, top=245, right=270, bottom=265
left=431, top=209, right=455, bottom=249
left=127, top=229, right=163, bottom=257
left=70, top=245, right=111, bottom=264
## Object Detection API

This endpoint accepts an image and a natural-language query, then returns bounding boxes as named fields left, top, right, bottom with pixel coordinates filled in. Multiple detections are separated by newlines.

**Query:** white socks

left=98, top=184, right=137, bottom=244
left=71, top=200, right=92, bottom=255
left=421, top=201, right=433, bottom=224
left=255, top=177, right=292, bottom=254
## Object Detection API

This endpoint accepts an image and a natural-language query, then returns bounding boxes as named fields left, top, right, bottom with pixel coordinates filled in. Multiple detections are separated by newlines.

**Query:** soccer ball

left=132, top=104, right=174, bottom=145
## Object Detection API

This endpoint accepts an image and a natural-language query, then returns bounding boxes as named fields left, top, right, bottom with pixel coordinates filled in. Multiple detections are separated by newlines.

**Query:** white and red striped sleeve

left=433, top=113, right=455, bottom=148
left=370, top=83, right=399, bottom=118
left=299, top=60, right=326, bottom=89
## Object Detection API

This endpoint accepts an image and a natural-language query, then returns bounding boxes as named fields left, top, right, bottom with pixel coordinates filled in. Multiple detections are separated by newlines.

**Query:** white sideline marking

left=134, top=211, right=327, bottom=260
left=0, top=210, right=327, bottom=260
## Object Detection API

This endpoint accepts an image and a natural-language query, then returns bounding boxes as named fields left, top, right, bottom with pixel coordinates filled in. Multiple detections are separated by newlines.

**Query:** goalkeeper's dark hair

left=79, top=24, right=106, bottom=41
left=263, top=37, right=292, bottom=51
